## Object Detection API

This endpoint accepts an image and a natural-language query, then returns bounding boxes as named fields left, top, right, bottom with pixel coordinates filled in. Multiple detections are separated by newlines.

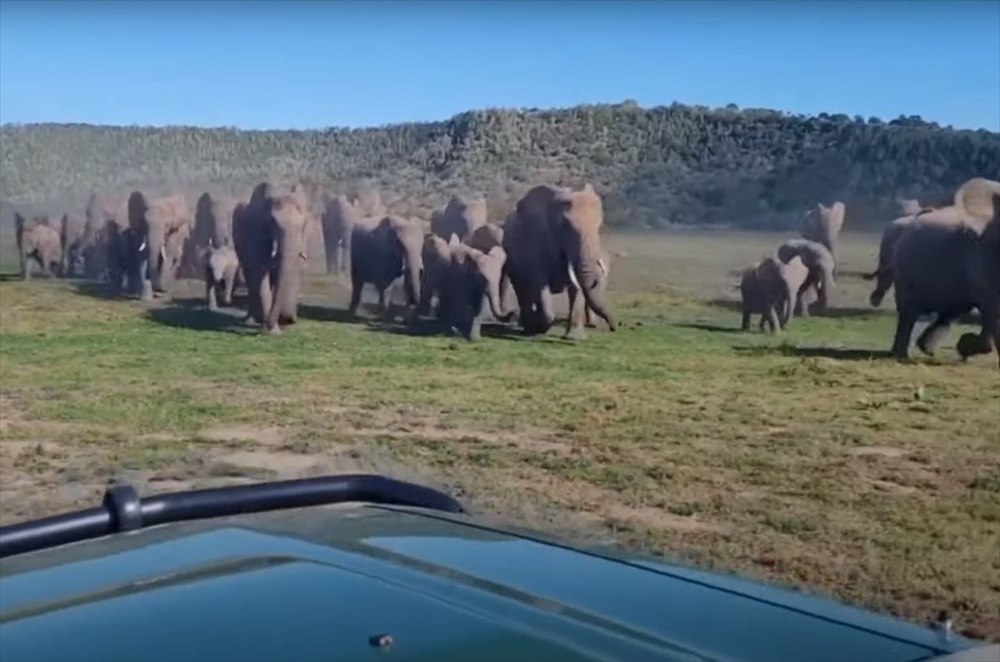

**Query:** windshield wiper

left=0, top=473, right=465, bottom=559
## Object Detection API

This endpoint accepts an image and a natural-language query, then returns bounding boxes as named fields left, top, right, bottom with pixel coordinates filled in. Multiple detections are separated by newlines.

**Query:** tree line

left=2, top=101, right=998, bottom=231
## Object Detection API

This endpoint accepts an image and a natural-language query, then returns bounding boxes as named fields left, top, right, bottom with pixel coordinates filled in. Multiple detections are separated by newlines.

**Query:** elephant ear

left=954, top=178, right=1000, bottom=225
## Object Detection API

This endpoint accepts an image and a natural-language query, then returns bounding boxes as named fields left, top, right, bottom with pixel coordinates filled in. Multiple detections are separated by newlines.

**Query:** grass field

left=1, top=229, right=998, bottom=641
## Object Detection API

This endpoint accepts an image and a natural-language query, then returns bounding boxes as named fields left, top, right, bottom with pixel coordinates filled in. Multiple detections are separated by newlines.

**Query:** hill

left=2, top=101, right=998, bottom=230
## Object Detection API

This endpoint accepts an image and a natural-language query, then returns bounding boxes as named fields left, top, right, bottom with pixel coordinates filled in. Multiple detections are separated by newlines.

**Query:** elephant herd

left=13, top=181, right=618, bottom=341
left=739, top=177, right=1000, bottom=366
left=12, top=175, right=999, bottom=364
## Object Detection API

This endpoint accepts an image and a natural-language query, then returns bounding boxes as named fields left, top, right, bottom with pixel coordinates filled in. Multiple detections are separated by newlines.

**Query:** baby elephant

left=205, top=243, right=240, bottom=310
left=739, top=256, right=808, bottom=333
left=15, top=214, right=63, bottom=280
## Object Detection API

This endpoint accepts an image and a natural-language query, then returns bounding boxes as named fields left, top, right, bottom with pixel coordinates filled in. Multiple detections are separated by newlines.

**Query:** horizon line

left=2, top=100, right=998, bottom=134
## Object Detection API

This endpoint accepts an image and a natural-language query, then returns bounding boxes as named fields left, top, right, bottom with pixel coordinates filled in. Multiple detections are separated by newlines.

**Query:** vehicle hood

left=0, top=504, right=976, bottom=662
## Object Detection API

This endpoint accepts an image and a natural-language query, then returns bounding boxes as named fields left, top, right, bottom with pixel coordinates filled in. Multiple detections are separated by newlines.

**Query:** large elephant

left=105, top=224, right=144, bottom=295
left=776, top=238, right=835, bottom=313
left=126, top=192, right=193, bottom=301
left=502, top=184, right=616, bottom=340
left=431, top=195, right=488, bottom=243
left=348, top=215, right=424, bottom=316
left=83, top=192, right=129, bottom=281
left=800, top=201, right=845, bottom=271
left=863, top=178, right=1000, bottom=307
left=15, top=214, right=62, bottom=280
left=59, top=213, right=87, bottom=277
left=440, top=236, right=508, bottom=342
left=889, top=190, right=1000, bottom=364
left=232, top=182, right=311, bottom=334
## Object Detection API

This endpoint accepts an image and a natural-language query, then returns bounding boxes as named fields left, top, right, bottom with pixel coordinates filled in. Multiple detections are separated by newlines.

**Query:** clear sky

left=1, top=0, right=998, bottom=131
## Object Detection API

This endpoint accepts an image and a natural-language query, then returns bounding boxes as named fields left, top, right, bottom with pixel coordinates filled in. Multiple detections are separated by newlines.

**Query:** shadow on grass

left=145, top=305, right=256, bottom=335
left=71, top=281, right=138, bottom=301
left=734, top=345, right=892, bottom=361
left=674, top=321, right=743, bottom=334
left=706, top=297, right=889, bottom=321
left=0, top=272, right=27, bottom=282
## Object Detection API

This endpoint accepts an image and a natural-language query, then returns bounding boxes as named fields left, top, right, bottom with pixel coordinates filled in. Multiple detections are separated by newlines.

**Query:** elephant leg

left=376, top=287, right=388, bottom=314
left=766, top=306, right=781, bottom=334
left=585, top=302, right=596, bottom=328
left=207, top=278, right=218, bottom=311
left=916, top=312, right=958, bottom=356
left=538, top=285, right=555, bottom=331
left=741, top=307, right=751, bottom=332
left=223, top=273, right=236, bottom=306
left=891, top=309, right=918, bottom=358
left=348, top=271, right=363, bottom=316
left=565, top=285, right=587, bottom=341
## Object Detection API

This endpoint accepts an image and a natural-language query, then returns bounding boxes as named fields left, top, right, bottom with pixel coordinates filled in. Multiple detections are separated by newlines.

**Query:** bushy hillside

left=2, top=101, right=998, bottom=230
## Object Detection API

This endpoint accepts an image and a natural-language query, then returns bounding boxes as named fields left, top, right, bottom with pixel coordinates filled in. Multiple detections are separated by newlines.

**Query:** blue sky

left=1, top=0, right=998, bottom=131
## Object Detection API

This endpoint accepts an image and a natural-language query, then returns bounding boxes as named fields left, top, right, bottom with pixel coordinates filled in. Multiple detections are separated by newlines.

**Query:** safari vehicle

left=0, top=474, right=996, bottom=662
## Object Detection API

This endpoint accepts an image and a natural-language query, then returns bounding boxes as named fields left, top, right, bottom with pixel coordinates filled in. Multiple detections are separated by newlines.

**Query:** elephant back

left=432, top=195, right=487, bottom=242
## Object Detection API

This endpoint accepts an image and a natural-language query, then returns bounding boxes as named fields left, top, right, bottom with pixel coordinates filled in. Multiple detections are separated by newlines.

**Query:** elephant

left=431, top=195, right=488, bottom=243
left=418, top=233, right=454, bottom=318
left=83, top=192, right=129, bottom=281
left=105, top=224, right=144, bottom=295
left=321, top=194, right=359, bottom=275
left=800, top=201, right=845, bottom=271
left=502, top=184, right=616, bottom=340
left=440, top=236, right=508, bottom=342
left=889, top=191, right=1000, bottom=364
left=348, top=215, right=425, bottom=317
left=205, top=243, right=240, bottom=311
left=15, top=214, right=62, bottom=280
left=738, top=255, right=809, bottom=333
left=864, top=178, right=1000, bottom=307
left=464, top=223, right=504, bottom=253
left=126, top=192, right=193, bottom=301
left=59, top=213, right=87, bottom=277
left=192, top=193, right=239, bottom=275
left=232, top=182, right=311, bottom=334
left=776, top=238, right=836, bottom=314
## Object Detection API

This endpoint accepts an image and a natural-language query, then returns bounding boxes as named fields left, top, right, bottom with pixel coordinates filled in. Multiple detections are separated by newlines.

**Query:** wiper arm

left=0, top=473, right=465, bottom=559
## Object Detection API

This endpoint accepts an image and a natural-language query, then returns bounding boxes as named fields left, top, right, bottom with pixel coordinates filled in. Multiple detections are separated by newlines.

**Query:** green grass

left=1, top=229, right=998, bottom=641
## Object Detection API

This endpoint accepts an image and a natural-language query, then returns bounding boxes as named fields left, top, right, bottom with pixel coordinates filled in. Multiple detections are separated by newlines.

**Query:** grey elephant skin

left=437, top=235, right=508, bottom=341
left=430, top=195, right=488, bottom=243
left=321, top=189, right=384, bottom=276
left=502, top=184, right=616, bottom=340
left=348, top=215, right=424, bottom=317
left=739, top=256, right=807, bottom=333
left=205, top=244, right=240, bottom=311
left=15, top=214, right=63, bottom=280
left=889, top=190, right=1000, bottom=364
left=126, top=192, right=193, bottom=301
left=864, top=178, right=1000, bottom=308
left=776, top=238, right=835, bottom=314
left=800, top=201, right=845, bottom=272
left=232, top=182, right=311, bottom=335
left=59, top=213, right=87, bottom=277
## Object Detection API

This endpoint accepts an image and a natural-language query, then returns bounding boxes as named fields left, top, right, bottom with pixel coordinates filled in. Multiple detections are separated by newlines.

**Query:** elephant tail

left=861, top=268, right=883, bottom=281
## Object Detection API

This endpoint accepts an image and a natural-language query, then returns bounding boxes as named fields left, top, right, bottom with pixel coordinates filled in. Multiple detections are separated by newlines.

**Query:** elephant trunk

left=485, top=277, right=505, bottom=321
left=570, top=258, right=616, bottom=330
left=145, top=232, right=166, bottom=293
left=266, top=243, right=303, bottom=331
left=403, top=257, right=422, bottom=307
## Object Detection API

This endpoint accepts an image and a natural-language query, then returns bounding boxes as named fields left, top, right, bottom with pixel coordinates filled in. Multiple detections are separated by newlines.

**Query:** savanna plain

left=0, top=229, right=997, bottom=641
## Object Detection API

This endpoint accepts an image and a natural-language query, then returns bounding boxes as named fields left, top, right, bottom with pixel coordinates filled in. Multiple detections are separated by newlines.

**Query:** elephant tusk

left=567, top=262, right=582, bottom=290
left=160, top=245, right=167, bottom=261
left=271, top=242, right=278, bottom=259
left=138, top=240, right=146, bottom=253
left=597, top=258, right=607, bottom=276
